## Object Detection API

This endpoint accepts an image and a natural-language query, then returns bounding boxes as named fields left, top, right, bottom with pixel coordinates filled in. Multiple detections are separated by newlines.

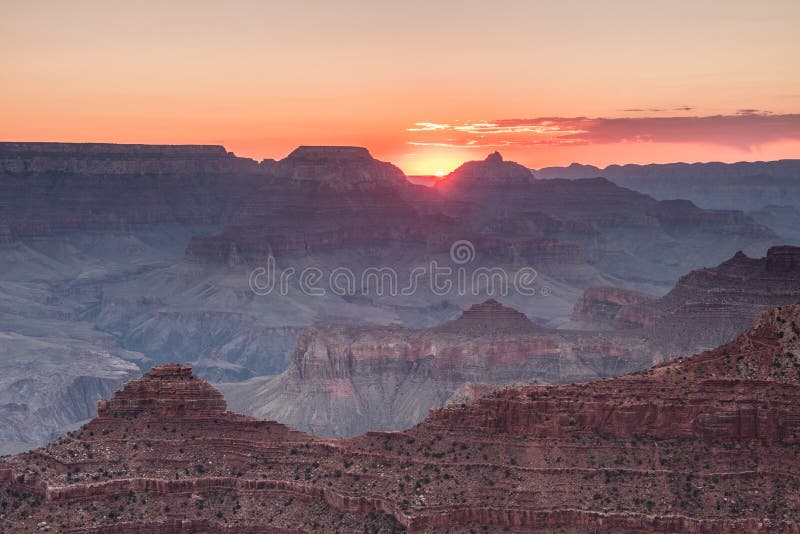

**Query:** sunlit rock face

left=2, top=306, right=800, bottom=532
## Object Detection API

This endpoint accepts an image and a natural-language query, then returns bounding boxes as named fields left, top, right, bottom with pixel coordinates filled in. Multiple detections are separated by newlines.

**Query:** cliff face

left=574, top=246, right=800, bottom=358
left=0, top=142, right=263, bottom=236
left=0, top=143, right=793, bottom=459
left=271, top=145, right=409, bottom=189
left=221, top=300, right=655, bottom=438
left=184, top=146, right=450, bottom=263
left=2, top=307, right=800, bottom=532
left=571, top=286, right=658, bottom=329
left=0, top=143, right=253, bottom=175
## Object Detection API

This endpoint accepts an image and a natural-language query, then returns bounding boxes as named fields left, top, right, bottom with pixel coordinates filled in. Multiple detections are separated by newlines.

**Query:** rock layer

left=574, top=246, right=800, bottom=357
left=2, top=306, right=800, bottom=532
left=221, top=300, right=655, bottom=438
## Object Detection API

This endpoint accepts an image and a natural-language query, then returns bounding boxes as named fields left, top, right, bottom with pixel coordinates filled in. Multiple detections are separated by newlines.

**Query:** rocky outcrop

left=271, top=146, right=409, bottom=189
left=766, top=245, right=800, bottom=272
left=184, top=146, right=451, bottom=263
left=571, top=286, right=658, bottom=329
left=433, top=299, right=542, bottom=334
left=96, top=365, right=226, bottom=418
left=437, top=151, right=533, bottom=190
left=221, top=300, right=654, bottom=438
left=3, top=306, right=800, bottom=532
left=574, top=246, right=800, bottom=358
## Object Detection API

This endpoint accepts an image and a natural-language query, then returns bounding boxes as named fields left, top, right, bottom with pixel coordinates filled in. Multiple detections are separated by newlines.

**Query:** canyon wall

left=2, top=306, right=800, bottom=531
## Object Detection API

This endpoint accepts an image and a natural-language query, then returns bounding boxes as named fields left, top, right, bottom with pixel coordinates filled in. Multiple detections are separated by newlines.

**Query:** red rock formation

left=3, top=306, right=800, bottom=532
left=96, top=364, right=227, bottom=419
left=433, top=298, right=542, bottom=334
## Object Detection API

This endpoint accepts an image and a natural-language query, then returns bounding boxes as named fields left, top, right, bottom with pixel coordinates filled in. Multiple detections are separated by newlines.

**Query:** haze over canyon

left=0, top=141, right=799, bottom=532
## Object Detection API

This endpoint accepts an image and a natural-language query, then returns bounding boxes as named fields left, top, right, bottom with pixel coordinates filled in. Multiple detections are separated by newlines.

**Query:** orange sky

left=2, top=1, right=799, bottom=174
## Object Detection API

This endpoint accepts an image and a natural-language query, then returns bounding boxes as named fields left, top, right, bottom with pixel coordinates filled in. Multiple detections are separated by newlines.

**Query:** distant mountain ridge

left=535, top=159, right=800, bottom=211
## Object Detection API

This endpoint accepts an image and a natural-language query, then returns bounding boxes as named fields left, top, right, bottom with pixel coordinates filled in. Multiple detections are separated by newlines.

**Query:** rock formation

left=96, top=364, right=227, bottom=418
left=185, top=145, right=450, bottom=263
left=575, top=246, right=800, bottom=357
left=0, top=142, right=263, bottom=237
left=434, top=154, right=779, bottom=289
left=3, top=306, right=800, bottom=532
left=0, top=142, right=793, bottom=457
left=437, top=151, right=533, bottom=190
left=571, top=286, right=658, bottom=329
left=220, top=299, right=655, bottom=438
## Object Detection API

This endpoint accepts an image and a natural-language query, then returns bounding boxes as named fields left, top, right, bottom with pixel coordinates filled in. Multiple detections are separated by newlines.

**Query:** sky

left=1, top=0, right=799, bottom=174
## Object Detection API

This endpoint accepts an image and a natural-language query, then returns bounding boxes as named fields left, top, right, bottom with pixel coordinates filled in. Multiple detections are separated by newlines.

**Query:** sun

left=396, top=149, right=472, bottom=176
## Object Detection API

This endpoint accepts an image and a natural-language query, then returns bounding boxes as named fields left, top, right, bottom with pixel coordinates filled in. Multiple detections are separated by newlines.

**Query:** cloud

left=406, top=113, right=800, bottom=150
left=620, top=106, right=694, bottom=113
left=408, top=140, right=511, bottom=148
left=736, top=108, right=772, bottom=116
left=407, top=122, right=451, bottom=132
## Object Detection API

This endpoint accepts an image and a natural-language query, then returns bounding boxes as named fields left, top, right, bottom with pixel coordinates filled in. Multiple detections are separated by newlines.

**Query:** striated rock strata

left=0, top=142, right=262, bottom=237
left=575, top=246, right=800, bottom=357
left=3, top=306, right=800, bottom=531
left=220, top=300, right=655, bottom=438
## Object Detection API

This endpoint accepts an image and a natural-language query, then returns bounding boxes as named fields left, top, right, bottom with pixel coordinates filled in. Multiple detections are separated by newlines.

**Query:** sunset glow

left=2, top=1, right=799, bottom=173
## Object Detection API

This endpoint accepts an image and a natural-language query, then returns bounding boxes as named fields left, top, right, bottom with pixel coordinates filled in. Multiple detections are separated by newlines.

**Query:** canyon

left=2, top=305, right=800, bottom=532
left=221, top=299, right=655, bottom=437
left=223, top=245, right=800, bottom=438
left=0, top=142, right=793, bottom=455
